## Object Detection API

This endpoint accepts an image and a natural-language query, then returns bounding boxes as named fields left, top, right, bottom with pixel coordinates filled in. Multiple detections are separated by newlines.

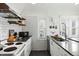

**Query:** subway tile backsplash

left=0, top=17, right=22, bottom=40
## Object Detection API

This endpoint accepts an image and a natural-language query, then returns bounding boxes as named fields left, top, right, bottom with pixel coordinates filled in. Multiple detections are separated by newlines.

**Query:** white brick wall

left=0, top=17, right=22, bottom=41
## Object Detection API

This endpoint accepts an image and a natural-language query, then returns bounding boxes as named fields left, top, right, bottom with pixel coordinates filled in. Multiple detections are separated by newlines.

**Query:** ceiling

left=7, top=3, right=79, bottom=16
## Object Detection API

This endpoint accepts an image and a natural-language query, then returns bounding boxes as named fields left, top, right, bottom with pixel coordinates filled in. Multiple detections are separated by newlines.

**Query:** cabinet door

left=59, top=47, right=71, bottom=56
left=16, top=45, right=25, bottom=56
left=54, top=41, right=71, bottom=56
left=59, top=16, right=65, bottom=36
left=52, top=41, right=62, bottom=56
left=20, top=50, right=25, bottom=56
left=50, top=39, right=52, bottom=55
left=53, top=41, right=71, bottom=56
left=71, top=20, right=76, bottom=37
left=50, top=44, right=55, bottom=56
left=50, top=38, right=71, bottom=56
left=69, top=16, right=78, bottom=38
left=24, top=43, right=31, bottom=56
left=24, top=38, right=32, bottom=56
left=50, top=39, right=61, bottom=56
left=50, top=39, right=54, bottom=56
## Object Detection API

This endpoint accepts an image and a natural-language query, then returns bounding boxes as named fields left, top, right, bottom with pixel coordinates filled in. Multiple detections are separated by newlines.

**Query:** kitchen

left=0, top=3, right=79, bottom=56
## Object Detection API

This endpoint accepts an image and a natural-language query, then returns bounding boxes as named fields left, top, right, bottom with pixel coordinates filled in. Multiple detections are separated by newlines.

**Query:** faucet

left=61, top=23, right=67, bottom=40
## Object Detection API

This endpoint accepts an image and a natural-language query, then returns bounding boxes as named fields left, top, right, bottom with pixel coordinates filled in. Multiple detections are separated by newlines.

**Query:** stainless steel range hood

left=0, top=3, right=21, bottom=19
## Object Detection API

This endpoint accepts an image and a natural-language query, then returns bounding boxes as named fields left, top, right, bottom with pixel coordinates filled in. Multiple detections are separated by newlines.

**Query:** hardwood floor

left=29, top=50, right=50, bottom=56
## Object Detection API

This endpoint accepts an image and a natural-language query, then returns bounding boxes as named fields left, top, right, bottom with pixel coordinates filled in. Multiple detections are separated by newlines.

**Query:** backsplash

left=0, top=17, right=22, bottom=41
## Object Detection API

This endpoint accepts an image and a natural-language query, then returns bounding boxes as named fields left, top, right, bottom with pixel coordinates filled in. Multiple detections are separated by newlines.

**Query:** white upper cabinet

left=6, top=3, right=26, bottom=17
left=48, top=16, right=79, bottom=38
left=59, top=16, right=76, bottom=38
left=59, top=16, right=66, bottom=37
left=48, top=16, right=60, bottom=36
left=61, top=16, right=79, bottom=38
left=69, top=16, right=78, bottom=38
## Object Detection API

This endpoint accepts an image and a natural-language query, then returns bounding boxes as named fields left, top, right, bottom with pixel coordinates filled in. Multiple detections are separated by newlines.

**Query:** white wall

left=21, top=3, right=79, bottom=16
left=0, top=17, right=22, bottom=41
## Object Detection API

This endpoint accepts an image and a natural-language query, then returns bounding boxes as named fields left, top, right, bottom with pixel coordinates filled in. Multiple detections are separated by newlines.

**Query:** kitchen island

left=0, top=36, right=32, bottom=56
left=48, top=36, right=79, bottom=56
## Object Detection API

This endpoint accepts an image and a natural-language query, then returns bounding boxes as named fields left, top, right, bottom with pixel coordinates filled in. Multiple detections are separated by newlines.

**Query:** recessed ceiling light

left=31, top=3, right=37, bottom=4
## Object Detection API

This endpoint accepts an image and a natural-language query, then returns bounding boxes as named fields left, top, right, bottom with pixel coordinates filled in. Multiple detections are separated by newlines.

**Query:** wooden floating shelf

left=8, top=21, right=26, bottom=26
left=8, top=21, right=18, bottom=24
left=4, top=17, right=20, bottom=19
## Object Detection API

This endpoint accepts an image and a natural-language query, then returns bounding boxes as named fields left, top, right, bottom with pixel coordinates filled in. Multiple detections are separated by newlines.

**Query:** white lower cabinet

left=50, top=38, right=71, bottom=56
left=20, top=50, right=25, bottom=56
left=24, top=37, right=32, bottom=56
left=17, top=37, right=32, bottom=56
left=24, top=40, right=31, bottom=56
left=59, top=48, right=71, bottom=56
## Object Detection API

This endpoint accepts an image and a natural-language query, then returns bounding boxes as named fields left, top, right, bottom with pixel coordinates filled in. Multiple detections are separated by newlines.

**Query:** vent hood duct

left=0, top=3, right=21, bottom=19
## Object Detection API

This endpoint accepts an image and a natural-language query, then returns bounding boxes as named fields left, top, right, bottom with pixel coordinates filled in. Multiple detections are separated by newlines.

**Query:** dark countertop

left=49, top=36, right=79, bottom=56
left=16, top=35, right=32, bottom=42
